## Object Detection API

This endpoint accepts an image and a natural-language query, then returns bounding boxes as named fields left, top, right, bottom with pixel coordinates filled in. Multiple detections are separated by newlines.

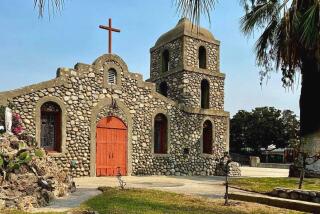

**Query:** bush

left=12, top=113, right=25, bottom=135
left=0, top=106, right=25, bottom=135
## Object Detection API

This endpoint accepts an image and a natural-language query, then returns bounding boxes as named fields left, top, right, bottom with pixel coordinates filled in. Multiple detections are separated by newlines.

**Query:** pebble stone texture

left=0, top=18, right=240, bottom=177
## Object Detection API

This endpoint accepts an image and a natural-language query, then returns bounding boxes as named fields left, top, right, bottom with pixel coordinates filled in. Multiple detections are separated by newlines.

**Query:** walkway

left=31, top=167, right=289, bottom=213
left=240, top=166, right=289, bottom=177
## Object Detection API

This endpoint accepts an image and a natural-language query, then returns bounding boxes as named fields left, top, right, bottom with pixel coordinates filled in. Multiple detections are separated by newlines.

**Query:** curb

left=229, top=192, right=320, bottom=213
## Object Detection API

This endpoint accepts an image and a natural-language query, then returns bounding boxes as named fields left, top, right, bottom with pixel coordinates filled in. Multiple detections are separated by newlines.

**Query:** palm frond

left=34, top=0, right=64, bottom=17
left=300, top=1, right=320, bottom=47
left=255, top=18, right=279, bottom=63
left=174, top=0, right=216, bottom=26
left=241, top=0, right=281, bottom=35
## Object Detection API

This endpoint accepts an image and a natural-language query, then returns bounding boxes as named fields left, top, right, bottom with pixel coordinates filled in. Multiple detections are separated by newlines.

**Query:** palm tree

left=176, top=0, right=320, bottom=147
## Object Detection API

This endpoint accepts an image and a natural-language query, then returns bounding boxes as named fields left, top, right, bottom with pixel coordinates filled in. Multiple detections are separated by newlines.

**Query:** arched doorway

left=96, top=116, right=127, bottom=176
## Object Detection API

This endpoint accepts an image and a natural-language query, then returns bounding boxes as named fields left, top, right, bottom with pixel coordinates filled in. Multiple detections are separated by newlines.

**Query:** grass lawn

left=4, top=187, right=301, bottom=214
left=229, top=177, right=320, bottom=194
left=78, top=187, right=299, bottom=214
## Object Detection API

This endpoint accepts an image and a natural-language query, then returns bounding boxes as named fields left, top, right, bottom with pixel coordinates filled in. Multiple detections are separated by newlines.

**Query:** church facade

left=0, top=18, right=236, bottom=177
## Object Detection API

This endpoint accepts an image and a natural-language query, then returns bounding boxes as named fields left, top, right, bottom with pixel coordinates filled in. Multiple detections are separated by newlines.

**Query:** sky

left=0, top=0, right=300, bottom=116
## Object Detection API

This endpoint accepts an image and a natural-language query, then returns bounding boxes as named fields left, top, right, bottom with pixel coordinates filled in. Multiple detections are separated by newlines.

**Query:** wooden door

left=96, top=116, right=127, bottom=176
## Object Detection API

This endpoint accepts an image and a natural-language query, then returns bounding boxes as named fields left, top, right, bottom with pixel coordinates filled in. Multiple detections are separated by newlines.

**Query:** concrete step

left=259, top=163, right=291, bottom=169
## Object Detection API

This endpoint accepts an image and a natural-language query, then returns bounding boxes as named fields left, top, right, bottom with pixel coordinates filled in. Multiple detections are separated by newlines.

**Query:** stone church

left=0, top=18, right=235, bottom=177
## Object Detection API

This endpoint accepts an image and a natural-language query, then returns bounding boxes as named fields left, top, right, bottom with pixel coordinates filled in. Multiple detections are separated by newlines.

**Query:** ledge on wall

left=179, top=105, right=229, bottom=117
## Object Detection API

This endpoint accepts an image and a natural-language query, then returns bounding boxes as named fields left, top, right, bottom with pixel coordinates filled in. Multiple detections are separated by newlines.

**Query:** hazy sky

left=0, top=0, right=300, bottom=116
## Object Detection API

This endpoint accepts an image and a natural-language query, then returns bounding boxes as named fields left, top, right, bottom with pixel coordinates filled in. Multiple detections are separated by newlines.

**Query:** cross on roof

left=99, top=18, right=121, bottom=54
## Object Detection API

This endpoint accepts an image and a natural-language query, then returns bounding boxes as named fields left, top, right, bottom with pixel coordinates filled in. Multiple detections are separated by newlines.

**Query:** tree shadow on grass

left=83, top=188, right=268, bottom=214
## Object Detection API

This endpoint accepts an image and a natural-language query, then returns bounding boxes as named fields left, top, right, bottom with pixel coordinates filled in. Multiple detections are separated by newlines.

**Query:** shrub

left=18, top=132, right=36, bottom=146
left=12, top=113, right=25, bottom=135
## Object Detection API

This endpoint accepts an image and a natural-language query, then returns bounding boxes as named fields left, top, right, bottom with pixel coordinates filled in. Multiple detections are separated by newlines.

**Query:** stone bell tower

left=149, top=18, right=226, bottom=111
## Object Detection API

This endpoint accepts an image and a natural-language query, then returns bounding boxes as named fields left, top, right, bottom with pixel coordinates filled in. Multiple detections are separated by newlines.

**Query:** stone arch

left=90, top=97, right=133, bottom=176
left=201, top=79, right=210, bottom=109
left=162, top=49, right=170, bottom=72
left=93, top=54, right=129, bottom=72
left=151, top=109, right=170, bottom=156
left=198, top=46, right=207, bottom=69
left=35, top=96, right=67, bottom=155
left=103, top=62, right=123, bottom=89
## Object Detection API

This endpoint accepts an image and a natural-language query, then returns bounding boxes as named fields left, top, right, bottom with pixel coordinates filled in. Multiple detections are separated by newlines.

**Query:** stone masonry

left=0, top=18, right=240, bottom=177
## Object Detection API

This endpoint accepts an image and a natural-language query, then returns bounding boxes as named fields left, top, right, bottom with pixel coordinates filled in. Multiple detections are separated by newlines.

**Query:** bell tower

left=149, top=18, right=225, bottom=111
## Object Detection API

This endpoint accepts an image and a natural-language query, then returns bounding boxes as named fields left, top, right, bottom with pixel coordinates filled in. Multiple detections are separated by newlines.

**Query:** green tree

left=230, top=107, right=300, bottom=155
left=282, top=110, right=300, bottom=149
left=229, top=110, right=251, bottom=153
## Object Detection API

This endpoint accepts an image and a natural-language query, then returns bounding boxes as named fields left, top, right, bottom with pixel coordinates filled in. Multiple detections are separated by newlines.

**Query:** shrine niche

left=40, top=101, right=62, bottom=152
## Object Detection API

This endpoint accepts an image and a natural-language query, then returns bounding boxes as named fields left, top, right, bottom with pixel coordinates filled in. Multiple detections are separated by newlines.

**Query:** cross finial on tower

left=99, top=18, right=121, bottom=54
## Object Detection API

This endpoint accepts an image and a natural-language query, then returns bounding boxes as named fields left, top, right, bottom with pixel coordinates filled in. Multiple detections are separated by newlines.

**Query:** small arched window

left=162, top=50, right=170, bottom=72
left=159, top=82, right=168, bottom=97
left=41, top=102, right=62, bottom=152
left=203, top=120, right=213, bottom=154
left=201, top=79, right=210, bottom=109
left=108, top=68, right=117, bottom=84
left=199, top=46, right=207, bottom=69
left=154, top=113, right=168, bottom=154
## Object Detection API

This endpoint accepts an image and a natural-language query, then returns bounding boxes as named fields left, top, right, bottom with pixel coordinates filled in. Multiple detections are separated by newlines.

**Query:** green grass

left=229, top=177, right=320, bottom=193
left=78, top=187, right=299, bottom=214
left=3, top=187, right=301, bottom=214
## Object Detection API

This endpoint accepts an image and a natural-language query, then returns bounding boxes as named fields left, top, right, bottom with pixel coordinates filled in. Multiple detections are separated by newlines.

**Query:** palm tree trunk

left=300, top=56, right=320, bottom=140
left=298, top=55, right=320, bottom=179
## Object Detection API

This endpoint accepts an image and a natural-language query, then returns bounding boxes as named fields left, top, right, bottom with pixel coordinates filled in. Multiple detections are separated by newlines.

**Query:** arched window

left=203, top=120, right=213, bottom=154
left=154, top=113, right=168, bottom=154
left=40, top=102, right=62, bottom=152
left=162, top=50, right=170, bottom=72
left=201, top=79, right=210, bottom=109
left=159, top=82, right=168, bottom=97
left=108, top=68, right=117, bottom=84
left=198, top=46, right=207, bottom=69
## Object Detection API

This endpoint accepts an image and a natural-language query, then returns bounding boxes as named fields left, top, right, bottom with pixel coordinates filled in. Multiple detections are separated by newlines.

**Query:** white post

left=5, top=107, right=13, bottom=135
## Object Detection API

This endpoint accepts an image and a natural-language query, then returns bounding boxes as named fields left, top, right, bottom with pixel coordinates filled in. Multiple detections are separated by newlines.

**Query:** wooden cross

left=99, top=18, right=121, bottom=54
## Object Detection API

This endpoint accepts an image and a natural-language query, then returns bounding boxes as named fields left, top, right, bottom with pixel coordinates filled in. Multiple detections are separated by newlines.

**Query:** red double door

left=96, top=116, right=127, bottom=176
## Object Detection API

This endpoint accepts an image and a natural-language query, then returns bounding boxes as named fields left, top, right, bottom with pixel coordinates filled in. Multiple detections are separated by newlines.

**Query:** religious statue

left=5, top=107, right=12, bottom=135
